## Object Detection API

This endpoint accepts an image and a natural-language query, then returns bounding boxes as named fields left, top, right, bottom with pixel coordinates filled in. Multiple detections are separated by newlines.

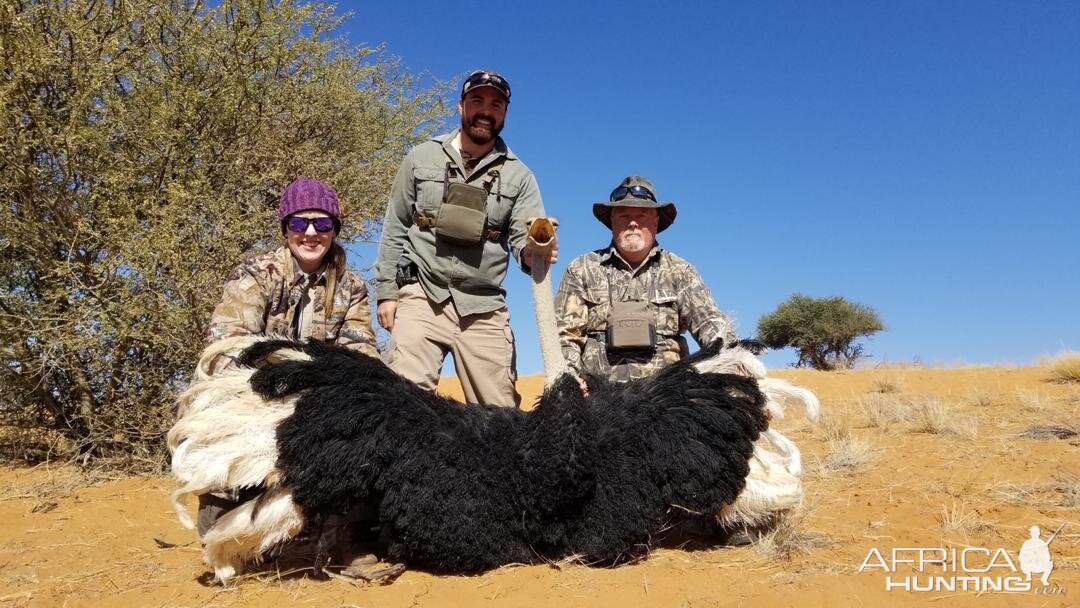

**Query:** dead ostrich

left=169, top=219, right=818, bottom=582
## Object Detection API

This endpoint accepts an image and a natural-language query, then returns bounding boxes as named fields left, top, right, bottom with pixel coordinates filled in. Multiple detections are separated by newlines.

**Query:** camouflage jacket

left=553, top=244, right=736, bottom=383
left=207, top=245, right=379, bottom=357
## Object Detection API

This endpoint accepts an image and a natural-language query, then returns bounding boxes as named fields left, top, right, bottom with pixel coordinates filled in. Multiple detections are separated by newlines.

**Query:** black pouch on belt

left=606, top=299, right=657, bottom=351
left=395, top=258, right=418, bottom=288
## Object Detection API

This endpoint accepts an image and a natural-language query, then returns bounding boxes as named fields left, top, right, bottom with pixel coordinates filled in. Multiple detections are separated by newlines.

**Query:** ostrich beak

left=527, top=216, right=558, bottom=257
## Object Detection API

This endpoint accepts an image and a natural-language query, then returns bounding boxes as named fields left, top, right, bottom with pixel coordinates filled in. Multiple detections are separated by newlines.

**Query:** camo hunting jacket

left=207, top=246, right=379, bottom=357
left=553, top=244, right=736, bottom=383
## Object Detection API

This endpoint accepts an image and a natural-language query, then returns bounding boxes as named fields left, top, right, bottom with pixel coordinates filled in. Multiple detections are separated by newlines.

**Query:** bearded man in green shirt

left=374, top=70, right=554, bottom=406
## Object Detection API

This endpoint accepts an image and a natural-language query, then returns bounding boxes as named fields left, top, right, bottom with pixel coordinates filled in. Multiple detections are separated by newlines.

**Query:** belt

left=587, top=330, right=678, bottom=342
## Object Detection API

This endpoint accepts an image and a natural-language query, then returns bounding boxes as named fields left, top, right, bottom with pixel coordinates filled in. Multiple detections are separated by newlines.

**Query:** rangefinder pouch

left=435, top=181, right=488, bottom=245
left=606, top=299, right=657, bottom=351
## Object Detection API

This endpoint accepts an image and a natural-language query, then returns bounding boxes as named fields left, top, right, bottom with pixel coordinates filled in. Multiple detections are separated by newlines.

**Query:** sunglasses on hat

left=285, top=216, right=337, bottom=233
left=462, top=70, right=511, bottom=99
left=609, top=185, right=656, bottom=203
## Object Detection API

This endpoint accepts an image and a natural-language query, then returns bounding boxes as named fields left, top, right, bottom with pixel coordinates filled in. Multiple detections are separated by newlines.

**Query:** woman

left=199, top=178, right=378, bottom=537
left=207, top=177, right=378, bottom=356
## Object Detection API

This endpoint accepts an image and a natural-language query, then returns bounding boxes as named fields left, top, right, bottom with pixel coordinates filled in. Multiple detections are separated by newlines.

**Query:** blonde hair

left=322, top=242, right=347, bottom=315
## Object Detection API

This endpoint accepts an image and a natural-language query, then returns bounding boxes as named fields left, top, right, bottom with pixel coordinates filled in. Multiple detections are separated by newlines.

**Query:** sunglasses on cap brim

left=609, top=185, right=656, bottom=202
left=285, top=216, right=338, bottom=233
left=463, top=72, right=510, bottom=97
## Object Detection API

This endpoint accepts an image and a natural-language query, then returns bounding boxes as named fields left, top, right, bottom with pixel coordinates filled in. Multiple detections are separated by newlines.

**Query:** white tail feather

left=694, top=344, right=821, bottom=528
left=169, top=336, right=306, bottom=579
left=200, top=486, right=306, bottom=583
left=719, top=441, right=804, bottom=527
left=192, top=335, right=310, bottom=383
left=692, top=347, right=768, bottom=378
left=758, top=378, right=821, bottom=422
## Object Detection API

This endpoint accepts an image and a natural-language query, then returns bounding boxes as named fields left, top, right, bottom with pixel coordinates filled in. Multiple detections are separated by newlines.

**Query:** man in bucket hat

left=554, top=175, right=736, bottom=385
left=374, top=69, right=552, bottom=406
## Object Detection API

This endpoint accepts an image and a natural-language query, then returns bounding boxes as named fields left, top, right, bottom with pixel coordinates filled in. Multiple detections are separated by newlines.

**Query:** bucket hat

left=592, top=175, right=677, bottom=232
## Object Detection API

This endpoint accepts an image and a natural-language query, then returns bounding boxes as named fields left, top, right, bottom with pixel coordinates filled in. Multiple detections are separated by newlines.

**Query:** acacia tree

left=757, top=294, right=885, bottom=370
left=0, top=0, right=448, bottom=467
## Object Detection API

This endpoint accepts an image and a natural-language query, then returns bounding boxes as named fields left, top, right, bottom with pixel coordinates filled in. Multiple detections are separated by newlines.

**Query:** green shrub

left=758, top=294, right=885, bottom=370
left=0, top=0, right=448, bottom=469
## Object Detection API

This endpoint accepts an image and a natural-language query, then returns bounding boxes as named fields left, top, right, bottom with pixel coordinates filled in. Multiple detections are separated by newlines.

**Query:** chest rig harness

left=414, top=158, right=507, bottom=246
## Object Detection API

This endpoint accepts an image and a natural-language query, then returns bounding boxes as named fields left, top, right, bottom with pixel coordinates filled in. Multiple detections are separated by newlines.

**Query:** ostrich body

left=171, top=337, right=817, bottom=582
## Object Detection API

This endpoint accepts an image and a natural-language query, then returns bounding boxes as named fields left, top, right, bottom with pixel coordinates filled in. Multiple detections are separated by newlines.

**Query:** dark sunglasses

left=610, top=185, right=656, bottom=202
left=285, top=216, right=337, bottom=233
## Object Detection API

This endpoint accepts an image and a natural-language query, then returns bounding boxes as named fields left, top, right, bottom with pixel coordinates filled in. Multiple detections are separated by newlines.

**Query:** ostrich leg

left=526, top=217, right=570, bottom=385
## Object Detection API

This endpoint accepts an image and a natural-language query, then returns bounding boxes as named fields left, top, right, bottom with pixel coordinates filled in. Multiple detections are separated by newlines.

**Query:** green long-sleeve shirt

left=375, top=130, right=546, bottom=316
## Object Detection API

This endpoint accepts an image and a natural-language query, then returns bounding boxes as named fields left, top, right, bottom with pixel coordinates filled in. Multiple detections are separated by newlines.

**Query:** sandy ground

left=1, top=364, right=1077, bottom=607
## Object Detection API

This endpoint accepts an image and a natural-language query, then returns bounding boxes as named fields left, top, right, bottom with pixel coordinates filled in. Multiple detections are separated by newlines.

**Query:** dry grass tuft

left=0, top=464, right=95, bottom=503
left=937, top=499, right=991, bottom=533
left=753, top=513, right=835, bottom=560
left=1060, top=473, right=1080, bottom=509
left=873, top=358, right=926, bottom=370
left=812, top=438, right=875, bottom=475
left=965, top=386, right=995, bottom=408
left=870, top=375, right=904, bottom=394
left=859, top=394, right=912, bottom=429
left=950, top=416, right=980, bottom=440
left=912, top=396, right=949, bottom=433
left=911, top=396, right=978, bottom=439
left=1016, top=389, right=1052, bottom=413
left=993, top=469, right=1080, bottom=510
left=1044, top=352, right=1080, bottom=383
left=1017, top=422, right=1079, bottom=441
left=818, top=414, right=854, bottom=442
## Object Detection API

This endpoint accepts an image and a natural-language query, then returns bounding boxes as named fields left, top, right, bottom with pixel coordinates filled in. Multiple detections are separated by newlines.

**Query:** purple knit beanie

left=278, top=178, right=341, bottom=221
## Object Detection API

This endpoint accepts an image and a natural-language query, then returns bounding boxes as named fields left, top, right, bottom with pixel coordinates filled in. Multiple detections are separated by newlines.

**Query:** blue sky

left=342, top=0, right=1079, bottom=374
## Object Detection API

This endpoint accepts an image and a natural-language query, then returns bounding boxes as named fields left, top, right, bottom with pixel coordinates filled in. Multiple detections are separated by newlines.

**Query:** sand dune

left=1, top=364, right=1076, bottom=607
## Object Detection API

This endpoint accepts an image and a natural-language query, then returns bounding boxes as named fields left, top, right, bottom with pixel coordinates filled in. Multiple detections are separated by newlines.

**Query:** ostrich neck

left=526, top=219, right=570, bottom=386
left=531, top=259, right=569, bottom=385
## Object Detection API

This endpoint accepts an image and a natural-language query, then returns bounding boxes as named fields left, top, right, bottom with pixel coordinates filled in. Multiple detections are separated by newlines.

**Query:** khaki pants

left=389, top=282, right=519, bottom=407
